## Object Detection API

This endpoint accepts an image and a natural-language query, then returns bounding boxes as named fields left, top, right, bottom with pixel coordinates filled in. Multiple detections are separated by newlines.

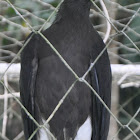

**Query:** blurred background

left=0, top=0, right=140, bottom=140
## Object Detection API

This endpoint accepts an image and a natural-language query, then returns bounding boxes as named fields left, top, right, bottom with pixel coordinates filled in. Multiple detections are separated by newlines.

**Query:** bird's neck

left=56, top=1, right=91, bottom=21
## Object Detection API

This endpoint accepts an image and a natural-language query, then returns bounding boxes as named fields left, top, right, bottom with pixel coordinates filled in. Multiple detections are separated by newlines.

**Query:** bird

left=20, top=0, right=112, bottom=140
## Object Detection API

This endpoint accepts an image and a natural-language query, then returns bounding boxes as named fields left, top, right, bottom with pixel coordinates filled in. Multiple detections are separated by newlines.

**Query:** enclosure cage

left=0, top=0, right=140, bottom=140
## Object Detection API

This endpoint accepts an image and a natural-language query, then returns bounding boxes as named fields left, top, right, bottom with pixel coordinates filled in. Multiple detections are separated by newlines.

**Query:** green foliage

left=5, top=7, right=16, bottom=17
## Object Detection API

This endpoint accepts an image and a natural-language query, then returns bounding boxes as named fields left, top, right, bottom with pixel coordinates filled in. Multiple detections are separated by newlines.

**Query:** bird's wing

left=90, top=42, right=112, bottom=140
left=20, top=33, right=40, bottom=140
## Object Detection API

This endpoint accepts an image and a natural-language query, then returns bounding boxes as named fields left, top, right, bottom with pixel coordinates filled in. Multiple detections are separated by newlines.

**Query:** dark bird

left=20, top=0, right=112, bottom=140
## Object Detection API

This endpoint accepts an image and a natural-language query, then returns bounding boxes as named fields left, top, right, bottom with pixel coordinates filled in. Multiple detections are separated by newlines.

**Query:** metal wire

left=0, top=0, right=140, bottom=139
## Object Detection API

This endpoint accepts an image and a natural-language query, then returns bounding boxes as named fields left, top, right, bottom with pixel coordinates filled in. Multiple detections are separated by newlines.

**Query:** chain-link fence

left=0, top=0, right=140, bottom=140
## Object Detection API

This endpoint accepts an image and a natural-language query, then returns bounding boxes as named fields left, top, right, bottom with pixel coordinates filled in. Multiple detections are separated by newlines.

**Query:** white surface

left=39, top=128, right=50, bottom=140
left=1, top=63, right=140, bottom=75
left=39, top=119, right=51, bottom=140
left=74, top=117, right=92, bottom=140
